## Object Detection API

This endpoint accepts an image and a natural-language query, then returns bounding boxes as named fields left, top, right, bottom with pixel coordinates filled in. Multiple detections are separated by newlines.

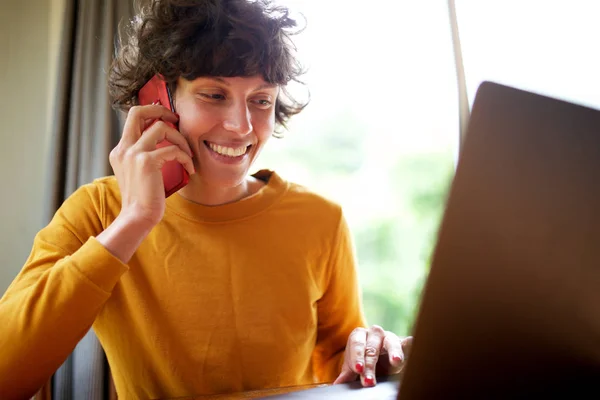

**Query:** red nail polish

left=393, top=354, right=403, bottom=362
left=355, top=362, right=364, bottom=373
left=365, top=375, right=374, bottom=386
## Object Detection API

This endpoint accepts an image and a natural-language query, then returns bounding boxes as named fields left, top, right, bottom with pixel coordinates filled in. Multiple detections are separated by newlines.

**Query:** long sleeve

left=0, top=183, right=129, bottom=400
left=312, top=212, right=368, bottom=383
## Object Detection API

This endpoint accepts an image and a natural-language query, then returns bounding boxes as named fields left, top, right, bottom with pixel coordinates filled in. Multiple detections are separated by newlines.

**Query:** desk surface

left=180, top=375, right=400, bottom=399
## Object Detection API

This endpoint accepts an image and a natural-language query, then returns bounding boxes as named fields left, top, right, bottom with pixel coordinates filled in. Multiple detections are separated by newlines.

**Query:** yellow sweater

left=0, top=170, right=367, bottom=399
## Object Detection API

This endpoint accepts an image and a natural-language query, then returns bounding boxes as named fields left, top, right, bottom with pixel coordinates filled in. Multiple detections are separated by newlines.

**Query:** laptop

left=263, top=81, right=600, bottom=399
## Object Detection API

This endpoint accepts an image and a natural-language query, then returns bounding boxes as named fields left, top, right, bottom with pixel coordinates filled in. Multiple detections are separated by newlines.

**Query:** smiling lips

left=205, top=141, right=250, bottom=157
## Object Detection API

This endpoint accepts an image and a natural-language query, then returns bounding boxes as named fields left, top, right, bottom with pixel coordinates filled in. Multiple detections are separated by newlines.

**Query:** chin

left=196, top=168, right=249, bottom=189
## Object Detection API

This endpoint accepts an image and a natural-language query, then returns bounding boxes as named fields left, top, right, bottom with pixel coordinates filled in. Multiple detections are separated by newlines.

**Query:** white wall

left=0, top=0, right=64, bottom=294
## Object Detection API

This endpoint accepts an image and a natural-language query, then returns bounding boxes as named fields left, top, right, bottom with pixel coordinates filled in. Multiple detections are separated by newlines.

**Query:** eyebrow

left=208, top=77, right=278, bottom=91
left=255, top=83, right=279, bottom=91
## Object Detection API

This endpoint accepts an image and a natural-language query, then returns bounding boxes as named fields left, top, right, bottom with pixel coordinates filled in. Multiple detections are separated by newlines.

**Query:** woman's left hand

left=333, top=325, right=413, bottom=387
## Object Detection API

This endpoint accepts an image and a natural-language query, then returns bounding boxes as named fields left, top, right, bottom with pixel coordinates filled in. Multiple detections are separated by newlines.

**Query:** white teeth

left=208, top=143, right=248, bottom=157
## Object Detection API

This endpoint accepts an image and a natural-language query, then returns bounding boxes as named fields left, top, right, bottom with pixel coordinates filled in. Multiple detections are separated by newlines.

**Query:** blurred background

left=257, top=0, right=600, bottom=335
left=1, top=0, right=599, bottom=397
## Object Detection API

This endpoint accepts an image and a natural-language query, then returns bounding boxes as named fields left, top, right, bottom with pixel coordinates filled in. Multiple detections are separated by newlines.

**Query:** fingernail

left=175, top=113, right=180, bottom=119
left=355, top=362, right=364, bottom=373
left=152, top=99, right=160, bottom=105
left=393, top=354, right=403, bottom=363
left=364, top=375, right=375, bottom=386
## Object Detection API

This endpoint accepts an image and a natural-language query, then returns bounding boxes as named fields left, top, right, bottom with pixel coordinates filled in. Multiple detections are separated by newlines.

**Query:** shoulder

left=269, top=170, right=345, bottom=230
left=57, top=176, right=122, bottom=227
left=88, top=175, right=121, bottom=204
left=39, top=176, right=120, bottom=245
left=286, top=181, right=342, bottom=217
left=72, top=175, right=121, bottom=209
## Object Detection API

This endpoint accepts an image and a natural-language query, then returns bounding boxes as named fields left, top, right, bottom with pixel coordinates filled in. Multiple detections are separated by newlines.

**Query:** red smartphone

left=137, top=74, right=190, bottom=197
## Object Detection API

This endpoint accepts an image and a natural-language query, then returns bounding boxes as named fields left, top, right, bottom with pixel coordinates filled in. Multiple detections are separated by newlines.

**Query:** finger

left=150, top=145, right=196, bottom=176
left=141, top=114, right=178, bottom=131
left=141, top=101, right=179, bottom=131
left=122, top=104, right=179, bottom=145
left=383, top=332, right=404, bottom=368
left=348, top=328, right=367, bottom=375
left=362, top=325, right=385, bottom=387
left=137, top=120, right=193, bottom=157
left=333, top=367, right=357, bottom=385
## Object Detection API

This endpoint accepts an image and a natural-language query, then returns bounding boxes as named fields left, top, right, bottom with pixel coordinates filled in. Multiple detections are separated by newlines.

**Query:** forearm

left=0, top=238, right=128, bottom=399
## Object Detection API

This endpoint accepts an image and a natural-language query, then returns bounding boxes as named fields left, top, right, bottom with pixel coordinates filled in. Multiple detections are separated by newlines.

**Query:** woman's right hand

left=109, top=104, right=195, bottom=228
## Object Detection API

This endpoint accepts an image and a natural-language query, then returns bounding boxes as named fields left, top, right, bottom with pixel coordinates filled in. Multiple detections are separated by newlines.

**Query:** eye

left=199, top=93, right=226, bottom=101
left=251, top=98, right=273, bottom=109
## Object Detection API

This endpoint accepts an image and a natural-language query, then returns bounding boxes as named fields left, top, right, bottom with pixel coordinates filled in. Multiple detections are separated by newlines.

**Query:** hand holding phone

left=137, top=75, right=191, bottom=197
left=108, top=76, right=195, bottom=228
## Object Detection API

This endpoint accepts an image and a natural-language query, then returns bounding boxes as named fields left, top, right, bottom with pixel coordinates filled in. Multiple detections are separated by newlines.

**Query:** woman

left=0, top=0, right=411, bottom=398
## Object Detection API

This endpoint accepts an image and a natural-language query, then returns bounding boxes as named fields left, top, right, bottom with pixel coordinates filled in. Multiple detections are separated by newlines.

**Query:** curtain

left=37, top=0, right=134, bottom=399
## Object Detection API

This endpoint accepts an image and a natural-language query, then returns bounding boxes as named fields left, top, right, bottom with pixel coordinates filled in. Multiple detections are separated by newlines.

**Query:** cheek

left=254, top=114, right=276, bottom=142
left=177, top=105, right=215, bottom=138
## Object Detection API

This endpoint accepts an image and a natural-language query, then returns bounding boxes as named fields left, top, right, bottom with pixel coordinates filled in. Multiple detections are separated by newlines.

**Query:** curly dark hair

left=108, top=0, right=308, bottom=133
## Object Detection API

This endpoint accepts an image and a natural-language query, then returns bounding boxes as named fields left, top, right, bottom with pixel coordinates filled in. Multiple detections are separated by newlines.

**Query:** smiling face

left=173, top=75, right=279, bottom=189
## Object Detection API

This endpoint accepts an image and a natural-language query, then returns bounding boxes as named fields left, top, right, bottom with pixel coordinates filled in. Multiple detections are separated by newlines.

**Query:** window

left=456, top=0, right=600, bottom=111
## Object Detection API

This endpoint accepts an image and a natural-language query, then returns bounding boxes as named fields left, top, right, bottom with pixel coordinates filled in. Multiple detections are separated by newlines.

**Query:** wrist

left=97, top=213, right=156, bottom=264
left=116, top=210, right=158, bottom=234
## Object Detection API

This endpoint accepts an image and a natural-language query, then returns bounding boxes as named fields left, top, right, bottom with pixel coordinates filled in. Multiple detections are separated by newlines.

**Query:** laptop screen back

left=398, top=81, right=600, bottom=398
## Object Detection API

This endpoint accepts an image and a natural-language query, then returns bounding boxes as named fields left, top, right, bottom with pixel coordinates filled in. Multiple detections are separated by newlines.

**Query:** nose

left=223, top=102, right=253, bottom=135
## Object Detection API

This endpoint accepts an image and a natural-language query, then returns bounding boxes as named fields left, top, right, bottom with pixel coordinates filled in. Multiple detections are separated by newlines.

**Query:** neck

left=177, top=175, right=259, bottom=206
